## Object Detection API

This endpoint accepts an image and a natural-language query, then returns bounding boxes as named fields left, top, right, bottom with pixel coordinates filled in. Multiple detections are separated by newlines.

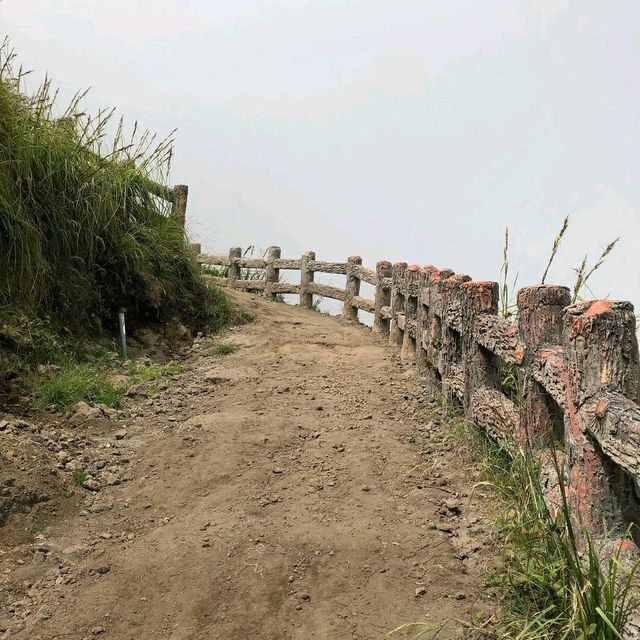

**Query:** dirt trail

left=1, top=292, right=496, bottom=640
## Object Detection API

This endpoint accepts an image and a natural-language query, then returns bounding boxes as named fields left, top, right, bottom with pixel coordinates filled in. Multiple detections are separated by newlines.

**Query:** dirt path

left=1, top=293, right=496, bottom=640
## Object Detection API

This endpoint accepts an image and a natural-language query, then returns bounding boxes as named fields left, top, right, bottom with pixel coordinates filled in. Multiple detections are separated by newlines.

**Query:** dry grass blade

left=585, top=238, right=620, bottom=281
left=499, top=227, right=518, bottom=318
left=500, top=227, right=510, bottom=318
left=541, top=215, right=569, bottom=284
left=572, top=238, right=619, bottom=303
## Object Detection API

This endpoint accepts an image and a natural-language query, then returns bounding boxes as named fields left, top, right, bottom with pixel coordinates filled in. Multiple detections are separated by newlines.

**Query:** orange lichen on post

left=460, top=280, right=497, bottom=313
left=514, top=346, right=525, bottom=365
left=595, top=397, right=610, bottom=418
left=584, top=299, right=613, bottom=318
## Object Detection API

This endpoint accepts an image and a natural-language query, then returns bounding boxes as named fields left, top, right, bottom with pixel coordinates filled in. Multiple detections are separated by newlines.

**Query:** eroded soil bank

left=0, top=292, right=498, bottom=639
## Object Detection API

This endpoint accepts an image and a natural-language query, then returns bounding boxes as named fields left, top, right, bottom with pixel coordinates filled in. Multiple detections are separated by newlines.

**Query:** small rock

left=445, top=498, right=461, bottom=514
left=82, top=479, right=100, bottom=492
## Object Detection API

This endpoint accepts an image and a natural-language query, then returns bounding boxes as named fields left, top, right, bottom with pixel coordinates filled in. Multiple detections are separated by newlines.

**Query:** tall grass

left=0, top=40, right=239, bottom=338
left=499, top=227, right=518, bottom=319
left=464, top=424, right=640, bottom=639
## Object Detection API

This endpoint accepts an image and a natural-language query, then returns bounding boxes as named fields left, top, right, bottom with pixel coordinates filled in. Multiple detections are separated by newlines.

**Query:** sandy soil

left=0, top=292, right=498, bottom=640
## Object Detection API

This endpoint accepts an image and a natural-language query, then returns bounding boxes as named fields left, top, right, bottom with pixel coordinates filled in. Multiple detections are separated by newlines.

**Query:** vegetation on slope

left=0, top=41, right=246, bottom=380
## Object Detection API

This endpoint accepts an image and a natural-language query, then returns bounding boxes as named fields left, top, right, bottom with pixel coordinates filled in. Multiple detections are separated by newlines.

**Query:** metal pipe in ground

left=118, top=308, right=128, bottom=359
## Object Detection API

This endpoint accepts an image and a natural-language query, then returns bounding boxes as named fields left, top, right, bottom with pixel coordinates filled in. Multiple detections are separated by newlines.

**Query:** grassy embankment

left=0, top=41, right=248, bottom=405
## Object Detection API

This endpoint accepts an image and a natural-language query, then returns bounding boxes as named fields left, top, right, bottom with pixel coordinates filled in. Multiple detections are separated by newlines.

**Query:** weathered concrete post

left=564, top=300, right=640, bottom=531
left=300, top=251, right=315, bottom=309
left=173, top=185, right=189, bottom=227
left=423, top=270, right=454, bottom=373
left=343, top=256, right=362, bottom=322
left=438, top=274, right=470, bottom=400
left=415, top=266, right=436, bottom=374
left=389, top=262, right=407, bottom=347
left=461, top=280, right=500, bottom=409
left=517, top=285, right=571, bottom=446
left=264, top=246, right=281, bottom=301
left=373, top=261, right=392, bottom=335
left=401, top=264, right=422, bottom=361
left=228, top=247, right=241, bottom=289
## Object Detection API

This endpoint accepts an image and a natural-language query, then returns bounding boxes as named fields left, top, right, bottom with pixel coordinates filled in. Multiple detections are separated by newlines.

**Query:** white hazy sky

left=1, top=1, right=639, bottom=311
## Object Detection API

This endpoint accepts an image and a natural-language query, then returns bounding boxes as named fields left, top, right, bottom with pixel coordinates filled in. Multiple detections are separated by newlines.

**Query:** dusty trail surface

left=1, top=293, right=495, bottom=639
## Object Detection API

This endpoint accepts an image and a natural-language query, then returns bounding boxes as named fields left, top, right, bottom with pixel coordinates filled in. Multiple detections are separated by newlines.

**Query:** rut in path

left=7, top=292, right=496, bottom=640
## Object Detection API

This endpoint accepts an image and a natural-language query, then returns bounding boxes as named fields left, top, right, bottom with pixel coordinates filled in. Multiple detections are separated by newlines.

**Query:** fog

left=2, top=0, right=639, bottom=311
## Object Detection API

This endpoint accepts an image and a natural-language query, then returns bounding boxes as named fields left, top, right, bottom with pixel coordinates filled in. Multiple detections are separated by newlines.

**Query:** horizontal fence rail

left=197, top=244, right=640, bottom=540
left=197, top=247, right=394, bottom=330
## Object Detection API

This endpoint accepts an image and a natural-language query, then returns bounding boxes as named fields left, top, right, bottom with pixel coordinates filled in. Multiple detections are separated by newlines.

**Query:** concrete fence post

left=300, top=251, right=315, bottom=309
left=439, top=274, right=470, bottom=399
left=389, top=262, right=407, bottom=347
left=563, top=300, right=640, bottom=531
left=424, top=270, right=453, bottom=374
left=460, top=280, right=500, bottom=409
left=516, top=285, right=571, bottom=447
left=173, top=185, right=189, bottom=227
left=373, top=260, right=392, bottom=335
left=415, top=266, right=436, bottom=374
left=343, top=256, right=362, bottom=322
left=401, top=264, right=422, bottom=361
left=264, top=246, right=281, bottom=301
left=228, top=247, right=241, bottom=289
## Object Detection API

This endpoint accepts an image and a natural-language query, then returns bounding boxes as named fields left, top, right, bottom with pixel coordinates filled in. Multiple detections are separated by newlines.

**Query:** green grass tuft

left=71, top=468, right=88, bottom=486
left=129, top=361, right=185, bottom=383
left=32, top=359, right=125, bottom=412
left=203, top=340, right=241, bottom=356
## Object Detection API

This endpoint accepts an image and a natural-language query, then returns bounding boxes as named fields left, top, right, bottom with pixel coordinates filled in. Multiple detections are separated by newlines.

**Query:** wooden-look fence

left=150, top=182, right=189, bottom=226
left=198, top=245, right=640, bottom=539
left=196, top=247, right=393, bottom=332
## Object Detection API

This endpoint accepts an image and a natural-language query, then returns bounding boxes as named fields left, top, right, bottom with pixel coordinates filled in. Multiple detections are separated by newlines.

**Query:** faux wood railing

left=198, top=245, right=640, bottom=539
left=196, top=247, right=394, bottom=333
left=149, top=182, right=189, bottom=226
